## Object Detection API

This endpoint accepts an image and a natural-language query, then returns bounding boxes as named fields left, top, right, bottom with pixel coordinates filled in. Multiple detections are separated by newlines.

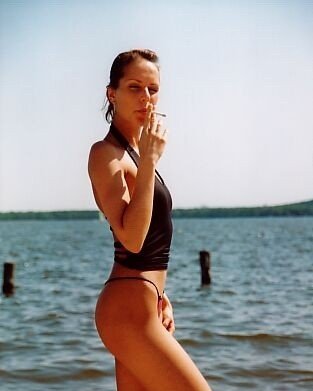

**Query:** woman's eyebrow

left=127, top=79, right=159, bottom=86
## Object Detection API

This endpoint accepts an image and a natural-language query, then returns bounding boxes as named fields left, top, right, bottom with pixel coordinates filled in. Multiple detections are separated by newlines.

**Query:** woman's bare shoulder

left=89, top=138, right=119, bottom=160
left=89, top=137, right=125, bottom=171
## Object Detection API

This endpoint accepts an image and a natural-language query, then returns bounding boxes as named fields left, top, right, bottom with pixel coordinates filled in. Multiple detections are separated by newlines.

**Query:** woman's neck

left=112, top=117, right=141, bottom=149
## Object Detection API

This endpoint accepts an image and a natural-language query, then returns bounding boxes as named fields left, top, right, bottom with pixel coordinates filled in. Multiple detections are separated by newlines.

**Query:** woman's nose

left=140, top=87, right=151, bottom=102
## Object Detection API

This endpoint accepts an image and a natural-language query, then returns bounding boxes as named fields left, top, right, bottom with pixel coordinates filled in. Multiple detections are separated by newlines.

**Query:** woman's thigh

left=109, top=320, right=211, bottom=391
left=115, top=359, right=147, bottom=391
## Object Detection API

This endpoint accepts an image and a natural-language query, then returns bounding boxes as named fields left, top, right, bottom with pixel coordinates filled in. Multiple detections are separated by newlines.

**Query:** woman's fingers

left=163, top=318, right=175, bottom=334
left=162, top=309, right=175, bottom=334
left=156, top=121, right=168, bottom=140
left=168, top=321, right=175, bottom=335
left=149, top=113, right=157, bottom=133
left=155, top=120, right=162, bottom=133
left=143, top=103, right=154, bottom=133
left=139, top=105, right=167, bottom=163
left=143, top=104, right=166, bottom=137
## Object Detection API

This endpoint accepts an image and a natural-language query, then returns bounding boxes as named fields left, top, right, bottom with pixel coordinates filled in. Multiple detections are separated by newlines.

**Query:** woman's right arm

left=88, top=113, right=166, bottom=253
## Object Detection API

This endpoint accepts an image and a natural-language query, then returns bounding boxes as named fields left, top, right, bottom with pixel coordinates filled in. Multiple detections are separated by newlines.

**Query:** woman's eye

left=129, top=85, right=159, bottom=94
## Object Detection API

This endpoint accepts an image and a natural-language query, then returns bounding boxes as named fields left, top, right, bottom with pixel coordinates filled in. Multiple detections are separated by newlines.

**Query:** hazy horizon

left=1, top=196, right=312, bottom=214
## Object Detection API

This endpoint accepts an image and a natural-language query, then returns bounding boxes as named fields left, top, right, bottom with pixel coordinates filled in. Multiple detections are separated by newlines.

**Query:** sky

left=0, top=0, right=312, bottom=211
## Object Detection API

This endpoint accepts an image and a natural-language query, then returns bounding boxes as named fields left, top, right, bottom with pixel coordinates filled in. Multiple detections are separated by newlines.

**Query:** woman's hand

left=161, top=293, right=175, bottom=335
left=139, top=103, right=167, bottom=165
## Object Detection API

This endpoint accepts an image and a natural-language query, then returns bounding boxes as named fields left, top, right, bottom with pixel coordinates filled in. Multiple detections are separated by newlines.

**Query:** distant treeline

left=0, top=210, right=98, bottom=221
left=173, top=199, right=313, bottom=218
left=0, top=200, right=312, bottom=221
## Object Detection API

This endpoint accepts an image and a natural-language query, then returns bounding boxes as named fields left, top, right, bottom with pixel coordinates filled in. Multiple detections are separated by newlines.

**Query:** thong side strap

left=104, top=276, right=163, bottom=301
left=104, top=276, right=164, bottom=317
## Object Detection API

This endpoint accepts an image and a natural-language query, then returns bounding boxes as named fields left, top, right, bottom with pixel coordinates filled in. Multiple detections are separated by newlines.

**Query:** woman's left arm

left=161, top=292, right=175, bottom=335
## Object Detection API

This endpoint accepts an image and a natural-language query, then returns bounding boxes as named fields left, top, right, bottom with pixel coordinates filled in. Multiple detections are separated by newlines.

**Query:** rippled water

left=0, top=217, right=312, bottom=391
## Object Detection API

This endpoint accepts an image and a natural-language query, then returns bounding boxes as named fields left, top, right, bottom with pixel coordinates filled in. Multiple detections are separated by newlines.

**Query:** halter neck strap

left=109, top=123, right=140, bottom=166
left=109, top=123, right=165, bottom=185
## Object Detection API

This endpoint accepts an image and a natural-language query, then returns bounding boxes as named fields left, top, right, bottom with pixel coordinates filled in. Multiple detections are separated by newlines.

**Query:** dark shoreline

left=0, top=200, right=312, bottom=220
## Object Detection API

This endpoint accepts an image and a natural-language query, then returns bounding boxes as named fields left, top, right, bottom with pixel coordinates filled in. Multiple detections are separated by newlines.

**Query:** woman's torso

left=95, top=129, right=172, bottom=291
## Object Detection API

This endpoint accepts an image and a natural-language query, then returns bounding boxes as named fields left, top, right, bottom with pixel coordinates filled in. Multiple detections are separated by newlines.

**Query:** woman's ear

left=107, top=87, right=116, bottom=104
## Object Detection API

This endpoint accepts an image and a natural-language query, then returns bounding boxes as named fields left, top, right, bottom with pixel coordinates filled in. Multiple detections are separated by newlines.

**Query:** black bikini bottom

left=104, top=276, right=163, bottom=317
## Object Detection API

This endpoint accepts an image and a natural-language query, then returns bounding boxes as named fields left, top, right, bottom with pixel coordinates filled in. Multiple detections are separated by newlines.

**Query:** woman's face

left=108, top=58, right=160, bottom=127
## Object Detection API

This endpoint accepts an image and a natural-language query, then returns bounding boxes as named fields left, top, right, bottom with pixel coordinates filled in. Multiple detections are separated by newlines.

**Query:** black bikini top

left=109, top=123, right=173, bottom=271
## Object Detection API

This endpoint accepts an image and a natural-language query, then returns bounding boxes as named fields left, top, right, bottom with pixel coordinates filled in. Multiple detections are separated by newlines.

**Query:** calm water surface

left=0, top=217, right=312, bottom=391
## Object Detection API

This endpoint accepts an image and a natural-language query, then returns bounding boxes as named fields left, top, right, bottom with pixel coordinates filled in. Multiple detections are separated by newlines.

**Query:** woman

left=88, top=49, right=212, bottom=391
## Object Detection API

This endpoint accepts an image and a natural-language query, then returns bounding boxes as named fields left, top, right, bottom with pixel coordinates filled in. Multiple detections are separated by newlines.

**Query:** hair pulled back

left=103, top=49, right=159, bottom=123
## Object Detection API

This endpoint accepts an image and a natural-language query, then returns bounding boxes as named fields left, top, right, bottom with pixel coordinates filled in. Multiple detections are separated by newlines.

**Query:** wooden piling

left=199, top=251, right=211, bottom=285
left=2, top=262, right=15, bottom=296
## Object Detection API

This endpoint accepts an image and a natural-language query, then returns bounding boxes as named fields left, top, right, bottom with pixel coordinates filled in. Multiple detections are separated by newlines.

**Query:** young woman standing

left=88, top=49, right=212, bottom=391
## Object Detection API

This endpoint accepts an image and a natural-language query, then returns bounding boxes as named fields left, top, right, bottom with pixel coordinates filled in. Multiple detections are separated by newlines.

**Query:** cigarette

left=153, top=111, right=167, bottom=117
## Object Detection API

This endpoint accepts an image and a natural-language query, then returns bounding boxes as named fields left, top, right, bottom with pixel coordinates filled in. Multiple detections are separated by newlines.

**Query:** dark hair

left=103, top=49, right=159, bottom=123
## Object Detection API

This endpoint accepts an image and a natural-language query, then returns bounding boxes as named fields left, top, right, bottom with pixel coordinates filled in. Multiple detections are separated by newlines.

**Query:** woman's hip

left=95, top=276, right=163, bottom=337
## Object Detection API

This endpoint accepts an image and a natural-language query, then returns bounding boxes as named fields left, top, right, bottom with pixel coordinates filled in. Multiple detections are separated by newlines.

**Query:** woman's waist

left=113, top=242, right=170, bottom=271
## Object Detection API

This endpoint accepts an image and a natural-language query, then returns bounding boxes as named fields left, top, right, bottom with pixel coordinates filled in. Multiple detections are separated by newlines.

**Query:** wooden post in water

left=199, top=251, right=211, bottom=285
left=2, top=262, right=15, bottom=296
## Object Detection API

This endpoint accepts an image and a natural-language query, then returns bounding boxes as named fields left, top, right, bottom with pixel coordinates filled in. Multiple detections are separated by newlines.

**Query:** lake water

left=0, top=217, right=312, bottom=391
